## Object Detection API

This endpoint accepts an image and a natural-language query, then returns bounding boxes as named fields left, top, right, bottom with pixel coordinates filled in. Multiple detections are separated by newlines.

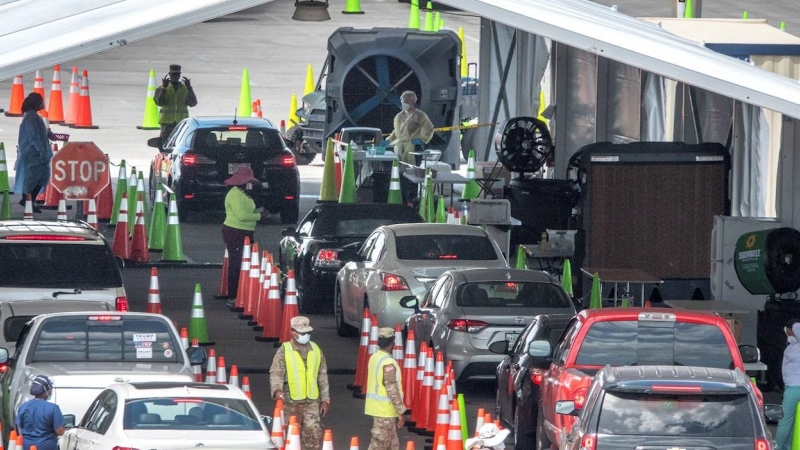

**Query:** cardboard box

left=725, top=317, right=743, bottom=343
left=474, top=161, right=511, bottom=198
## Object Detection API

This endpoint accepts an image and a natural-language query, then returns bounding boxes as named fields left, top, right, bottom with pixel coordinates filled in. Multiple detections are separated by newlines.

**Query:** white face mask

left=296, top=334, right=311, bottom=345
left=790, top=336, right=798, bottom=345
left=401, top=102, right=411, bottom=111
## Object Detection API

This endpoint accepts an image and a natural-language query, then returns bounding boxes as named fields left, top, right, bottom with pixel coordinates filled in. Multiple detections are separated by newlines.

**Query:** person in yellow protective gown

left=385, top=90, right=434, bottom=166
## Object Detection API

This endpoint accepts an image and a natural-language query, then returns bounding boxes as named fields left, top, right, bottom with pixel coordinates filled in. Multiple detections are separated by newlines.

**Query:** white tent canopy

left=0, top=0, right=270, bottom=81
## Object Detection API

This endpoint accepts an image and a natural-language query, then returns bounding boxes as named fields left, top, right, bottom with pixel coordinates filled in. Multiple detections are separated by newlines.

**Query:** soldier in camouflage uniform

left=270, top=316, right=330, bottom=450
left=365, top=327, right=406, bottom=450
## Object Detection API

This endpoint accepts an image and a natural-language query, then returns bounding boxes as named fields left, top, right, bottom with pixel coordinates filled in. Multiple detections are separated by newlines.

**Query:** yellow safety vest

left=158, top=83, right=190, bottom=124
left=365, top=349, right=403, bottom=417
left=283, top=341, right=321, bottom=401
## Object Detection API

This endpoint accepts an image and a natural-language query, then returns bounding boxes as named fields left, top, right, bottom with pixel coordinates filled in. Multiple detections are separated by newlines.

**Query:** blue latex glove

left=380, top=139, right=389, bottom=147
left=412, top=138, right=424, bottom=147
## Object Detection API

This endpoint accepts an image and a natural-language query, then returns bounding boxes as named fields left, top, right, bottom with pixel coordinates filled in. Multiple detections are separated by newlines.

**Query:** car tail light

left=756, top=438, right=770, bottom=450
left=315, top=249, right=342, bottom=268
left=580, top=434, right=596, bottom=450
left=529, top=368, right=545, bottom=385
left=282, top=156, right=296, bottom=167
left=89, top=315, right=123, bottom=321
left=573, top=387, right=589, bottom=409
left=115, top=297, right=129, bottom=312
left=285, top=195, right=295, bottom=200
left=173, top=398, right=204, bottom=403
left=182, top=151, right=214, bottom=167
left=380, top=273, right=410, bottom=291
left=447, top=319, right=488, bottom=333
left=650, top=384, right=702, bottom=393
left=0, top=362, right=8, bottom=374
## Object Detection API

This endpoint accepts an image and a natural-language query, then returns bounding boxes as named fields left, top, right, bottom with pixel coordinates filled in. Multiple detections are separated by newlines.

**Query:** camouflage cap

left=378, top=327, right=395, bottom=339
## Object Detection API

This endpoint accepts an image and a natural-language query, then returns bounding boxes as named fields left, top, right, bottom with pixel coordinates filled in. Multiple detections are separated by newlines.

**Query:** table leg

left=614, top=282, right=618, bottom=307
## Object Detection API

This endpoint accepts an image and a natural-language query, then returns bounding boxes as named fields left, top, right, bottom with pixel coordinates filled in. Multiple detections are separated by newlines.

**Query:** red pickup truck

left=532, top=308, right=762, bottom=450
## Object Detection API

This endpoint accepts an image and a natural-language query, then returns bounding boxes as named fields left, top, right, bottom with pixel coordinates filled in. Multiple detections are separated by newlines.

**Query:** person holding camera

left=153, top=64, right=198, bottom=142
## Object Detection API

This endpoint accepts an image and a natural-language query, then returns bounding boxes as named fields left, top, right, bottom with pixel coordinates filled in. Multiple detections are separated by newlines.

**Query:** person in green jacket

left=153, top=64, right=198, bottom=143
left=220, top=166, right=267, bottom=301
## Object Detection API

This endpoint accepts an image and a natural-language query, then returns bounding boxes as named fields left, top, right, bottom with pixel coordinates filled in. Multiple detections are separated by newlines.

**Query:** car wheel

left=335, top=288, right=358, bottom=337
left=281, top=202, right=299, bottom=224
left=515, top=401, right=533, bottom=450
left=536, top=403, right=552, bottom=450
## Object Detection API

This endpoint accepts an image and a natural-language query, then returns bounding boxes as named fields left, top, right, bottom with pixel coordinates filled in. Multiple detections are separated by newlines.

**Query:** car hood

left=120, top=430, right=274, bottom=449
left=0, top=287, right=121, bottom=302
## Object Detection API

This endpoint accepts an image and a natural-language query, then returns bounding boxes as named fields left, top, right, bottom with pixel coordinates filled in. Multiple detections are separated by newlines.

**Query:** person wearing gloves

left=384, top=91, right=434, bottom=205
left=270, top=316, right=330, bottom=450
left=153, top=64, right=198, bottom=143
left=220, top=166, right=268, bottom=302
left=465, top=423, right=511, bottom=450
left=16, top=375, right=65, bottom=450
left=15, top=92, right=53, bottom=212
left=365, top=327, right=406, bottom=450
left=776, top=318, right=800, bottom=450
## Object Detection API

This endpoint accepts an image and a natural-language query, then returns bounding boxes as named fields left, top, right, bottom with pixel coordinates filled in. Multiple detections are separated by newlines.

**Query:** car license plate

left=506, top=333, right=520, bottom=344
left=228, top=163, right=250, bottom=174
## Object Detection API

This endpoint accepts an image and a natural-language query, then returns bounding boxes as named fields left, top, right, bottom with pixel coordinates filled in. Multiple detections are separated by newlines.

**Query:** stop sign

left=50, top=142, right=110, bottom=200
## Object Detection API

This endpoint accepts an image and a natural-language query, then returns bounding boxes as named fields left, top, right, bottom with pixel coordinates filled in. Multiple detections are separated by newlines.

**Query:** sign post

left=50, top=142, right=110, bottom=221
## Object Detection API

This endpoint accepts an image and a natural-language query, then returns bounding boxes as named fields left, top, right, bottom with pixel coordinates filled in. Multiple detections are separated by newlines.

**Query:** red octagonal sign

left=50, top=142, right=110, bottom=200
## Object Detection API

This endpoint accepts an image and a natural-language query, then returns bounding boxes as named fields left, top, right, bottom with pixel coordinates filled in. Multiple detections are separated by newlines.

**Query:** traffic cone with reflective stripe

left=278, top=270, right=300, bottom=344
left=137, top=172, right=151, bottom=228
left=349, top=437, right=359, bottom=450
left=403, top=329, right=417, bottom=411
left=233, top=236, right=251, bottom=312
left=130, top=193, right=150, bottom=263
left=387, top=160, right=402, bottom=204
left=461, top=150, right=480, bottom=200
left=14, top=433, right=21, bottom=450
left=217, top=249, right=230, bottom=298
left=137, top=70, right=160, bottom=130
left=33, top=70, right=46, bottom=109
left=48, top=65, right=65, bottom=123
left=251, top=101, right=258, bottom=118
left=215, top=355, right=227, bottom=384
left=256, top=265, right=281, bottom=342
left=256, top=99, right=263, bottom=118
left=127, top=167, right=137, bottom=227
left=188, top=283, right=213, bottom=346
left=241, top=244, right=261, bottom=320
left=147, top=267, right=162, bottom=314
left=355, top=314, right=378, bottom=398
left=5, top=75, right=24, bottom=117
left=271, top=406, right=285, bottom=450
left=446, top=207, right=454, bottom=224
left=435, top=435, right=445, bottom=450
left=22, top=194, right=33, bottom=221
left=86, top=199, right=98, bottom=230
left=180, top=327, right=188, bottom=351
left=1, top=190, right=11, bottom=220
left=64, top=67, right=80, bottom=125
left=242, top=376, right=252, bottom=398
left=112, top=192, right=130, bottom=259
left=9, top=430, right=17, bottom=450
left=204, top=348, right=217, bottom=383
left=286, top=422, right=301, bottom=450
left=446, top=399, right=463, bottom=450
left=56, top=199, right=67, bottom=221
left=408, top=342, right=428, bottom=427
left=252, top=251, right=270, bottom=329
left=427, top=351, right=445, bottom=432
left=474, top=408, right=485, bottom=437
left=162, top=193, right=185, bottom=262
left=334, top=144, right=343, bottom=197
left=0, top=143, right=9, bottom=192
left=229, top=364, right=240, bottom=387
left=277, top=399, right=286, bottom=437
left=149, top=183, right=166, bottom=251
left=280, top=119, right=286, bottom=138
left=349, top=308, right=371, bottom=391
left=432, top=383, right=450, bottom=449
left=322, top=430, right=334, bottom=450
left=406, top=442, right=415, bottom=450
left=110, top=160, right=127, bottom=227
left=191, top=339, right=203, bottom=381
left=393, top=323, right=404, bottom=367
left=71, top=69, right=98, bottom=128
left=412, top=346, right=434, bottom=432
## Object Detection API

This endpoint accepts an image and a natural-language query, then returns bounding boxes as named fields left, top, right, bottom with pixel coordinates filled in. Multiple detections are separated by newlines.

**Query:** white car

left=335, top=223, right=509, bottom=334
left=61, top=382, right=275, bottom=450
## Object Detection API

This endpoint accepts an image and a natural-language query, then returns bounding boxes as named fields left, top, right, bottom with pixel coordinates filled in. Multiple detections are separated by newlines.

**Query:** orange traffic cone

left=191, top=339, right=203, bottom=381
left=147, top=267, right=162, bottom=314
left=241, top=244, right=261, bottom=320
left=9, top=430, right=18, bottom=450
left=435, top=435, right=446, bottom=450
left=413, top=346, right=434, bottom=432
left=217, top=249, right=229, bottom=298
left=252, top=251, right=270, bottom=330
left=56, top=199, right=67, bottom=221
left=86, top=199, right=98, bottom=230
left=95, top=162, right=113, bottom=221
left=409, top=342, right=428, bottom=427
left=406, top=442, right=415, bottom=450
left=403, top=329, right=417, bottom=411
left=130, top=193, right=150, bottom=263
left=71, top=69, right=98, bottom=129
left=432, top=383, right=450, bottom=447
left=446, top=399, right=463, bottom=450
left=474, top=408, right=485, bottom=436
left=22, top=194, right=33, bottom=221
left=228, top=365, right=240, bottom=387
left=286, top=422, right=301, bottom=450
left=322, top=430, right=334, bottom=450
left=204, top=349, right=217, bottom=383
left=393, top=323, right=404, bottom=367
left=256, top=265, right=281, bottom=342
left=242, top=376, right=252, bottom=399
left=180, top=327, right=188, bottom=351
left=33, top=70, right=46, bottom=109
left=5, top=75, right=24, bottom=117
left=354, top=314, right=378, bottom=398
left=349, top=436, right=359, bottom=450
left=280, top=119, right=286, bottom=138
left=256, top=99, right=263, bottom=118
left=427, top=351, right=445, bottom=432
left=64, top=67, right=80, bottom=125
left=48, top=65, right=65, bottom=123
left=278, top=270, right=300, bottom=344
left=271, top=405, right=285, bottom=450
left=233, top=236, right=251, bottom=312
left=215, top=356, right=227, bottom=384
left=349, top=308, right=371, bottom=391
left=112, top=192, right=130, bottom=259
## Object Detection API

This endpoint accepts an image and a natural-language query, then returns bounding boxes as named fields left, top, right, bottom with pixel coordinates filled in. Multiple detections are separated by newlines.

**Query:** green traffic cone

left=148, top=183, right=166, bottom=251
left=408, top=0, right=420, bottom=29
left=781, top=21, right=786, bottom=31
left=342, top=0, right=364, bottom=14
left=684, top=0, right=694, bottom=18
left=137, top=172, right=151, bottom=229
left=434, top=11, right=442, bottom=31
left=589, top=273, right=603, bottom=309
left=137, top=70, right=161, bottom=130
left=319, top=138, right=338, bottom=202
left=238, top=68, right=252, bottom=119
left=1, top=190, right=11, bottom=220
left=426, top=187, right=435, bottom=224
left=339, top=144, right=356, bottom=203
left=0, top=143, right=9, bottom=192
left=424, top=1, right=434, bottom=32
left=162, top=193, right=185, bottom=262
left=458, top=393, right=469, bottom=445
left=387, top=160, right=402, bottom=204
left=515, top=246, right=528, bottom=269
left=458, top=27, right=468, bottom=78
left=188, top=284, right=212, bottom=345
left=561, top=258, right=574, bottom=297
left=742, top=10, right=748, bottom=19
left=109, top=160, right=128, bottom=227
left=127, top=167, right=138, bottom=230
left=435, top=195, right=447, bottom=223
left=461, top=150, right=480, bottom=200
left=621, top=298, right=632, bottom=307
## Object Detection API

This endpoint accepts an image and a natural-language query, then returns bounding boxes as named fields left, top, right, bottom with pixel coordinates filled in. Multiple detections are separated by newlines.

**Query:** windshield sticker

left=136, top=348, right=153, bottom=359
left=162, top=342, right=170, bottom=349
left=133, top=334, right=157, bottom=342
left=135, top=342, right=152, bottom=348
left=164, top=349, right=174, bottom=358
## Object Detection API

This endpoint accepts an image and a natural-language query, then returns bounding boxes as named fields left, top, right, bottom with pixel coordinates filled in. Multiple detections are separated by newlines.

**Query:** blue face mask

left=296, top=334, right=311, bottom=345
left=402, top=102, right=411, bottom=111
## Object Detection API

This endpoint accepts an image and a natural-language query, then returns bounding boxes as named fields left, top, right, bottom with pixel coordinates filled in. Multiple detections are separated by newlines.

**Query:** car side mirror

left=283, top=138, right=294, bottom=148
left=281, top=227, right=297, bottom=237
left=261, top=415, right=273, bottom=430
left=765, top=404, right=783, bottom=423
left=488, top=340, right=510, bottom=355
left=555, top=400, right=579, bottom=416
left=528, top=340, right=552, bottom=357
left=739, top=344, right=760, bottom=364
left=63, top=414, right=76, bottom=428
left=186, top=346, right=207, bottom=366
left=147, top=137, right=162, bottom=149
left=399, top=296, right=419, bottom=310
left=0, top=348, right=8, bottom=365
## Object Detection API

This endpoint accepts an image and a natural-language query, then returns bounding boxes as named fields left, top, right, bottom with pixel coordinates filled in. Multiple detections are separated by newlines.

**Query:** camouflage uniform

left=368, top=355, right=406, bottom=450
left=270, top=341, right=330, bottom=450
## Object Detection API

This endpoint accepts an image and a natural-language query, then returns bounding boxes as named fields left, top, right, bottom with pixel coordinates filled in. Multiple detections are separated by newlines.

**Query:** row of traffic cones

left=407, top=1, right=444, bottom=32
left=110, top=189, right=182, bottom=263
left=6, top=66, right=97, bottom=128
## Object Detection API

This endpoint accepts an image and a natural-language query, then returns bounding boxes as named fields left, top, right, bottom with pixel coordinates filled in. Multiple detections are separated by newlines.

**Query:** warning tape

left=380, top=122, right=497, bottom=136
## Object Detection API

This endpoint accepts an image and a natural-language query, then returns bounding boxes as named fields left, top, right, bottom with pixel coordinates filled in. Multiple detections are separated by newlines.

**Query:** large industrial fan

left=497, top=117, right=553, bottom=173
left=735, top=228, right=800, bottom=295
left=323, top=28, right=461, bottom=152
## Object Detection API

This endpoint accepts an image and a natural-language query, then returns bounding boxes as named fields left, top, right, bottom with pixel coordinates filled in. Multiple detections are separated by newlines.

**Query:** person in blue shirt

left=776, top=319, right=800, bottom=450
left=16, top=375, right=65, bottom=450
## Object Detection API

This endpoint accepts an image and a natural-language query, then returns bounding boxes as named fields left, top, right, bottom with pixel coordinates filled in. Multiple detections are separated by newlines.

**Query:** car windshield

left=597, top=392, right=754, bottom=437
left=123, top=397, right=260, bottom=430
left=311, top=207, right=422, bottom=237
left=192, top=127, right=284, bottom=156
left=395, top=235, right=497, bottom=260
left=456, top=282, right=572, bottom=308
left=575, top=321, right=735, bottom=369
left=0, top=243, right=122, bottom=288
left=31, top=316, right=180, bottom=363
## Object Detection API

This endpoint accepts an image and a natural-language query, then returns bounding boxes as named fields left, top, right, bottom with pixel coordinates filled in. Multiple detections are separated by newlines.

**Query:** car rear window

left=575, top=321, right=734, bottom=369
left=312, top=207, right=422, bottom=237
left=597, top=392, right=754, bottom=437
left=395, top=235, right=498, bottom=260
left=0, top=243, right=122, bottom=288
left=31, top=316, right=180, bottom=363
left=192, top=127, right=284, bottom=155
left=457, top=282, right=571, bottom=308
left=123, top=397, right=260, bottom=430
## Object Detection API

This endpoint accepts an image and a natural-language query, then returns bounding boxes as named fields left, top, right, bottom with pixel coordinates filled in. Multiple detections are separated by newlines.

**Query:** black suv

left=557, top=365, right=780, bottom=450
